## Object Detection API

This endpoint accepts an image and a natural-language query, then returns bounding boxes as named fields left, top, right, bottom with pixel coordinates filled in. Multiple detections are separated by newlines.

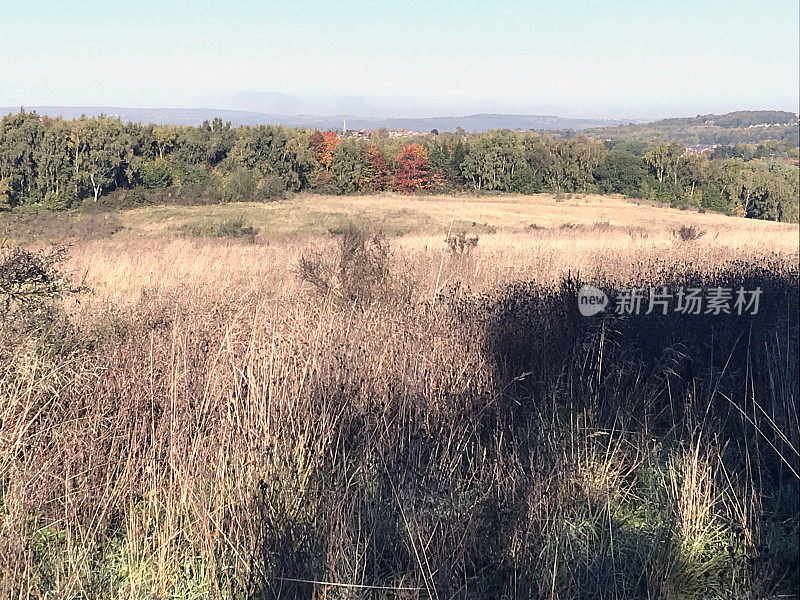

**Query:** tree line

left=1, top=109, right=797, bottom=222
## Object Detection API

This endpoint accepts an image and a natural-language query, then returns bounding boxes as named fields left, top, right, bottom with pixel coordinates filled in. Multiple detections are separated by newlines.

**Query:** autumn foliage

left=308, top=130, right=340, bottom=169
left=366, top=145, right=392, bottom=191
left=394, top=143, right=429, bottom=193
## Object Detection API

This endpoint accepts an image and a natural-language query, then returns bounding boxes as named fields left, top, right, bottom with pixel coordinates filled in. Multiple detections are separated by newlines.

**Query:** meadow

left=0, top=194, right=798, bottom=599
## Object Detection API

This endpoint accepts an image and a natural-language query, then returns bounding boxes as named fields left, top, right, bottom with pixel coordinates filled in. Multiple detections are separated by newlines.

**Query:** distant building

left=683, top=144, right=718, bottom=156
left=387, top=128, right=425, bottom=138
left=339, top=127, right=427, bottom=140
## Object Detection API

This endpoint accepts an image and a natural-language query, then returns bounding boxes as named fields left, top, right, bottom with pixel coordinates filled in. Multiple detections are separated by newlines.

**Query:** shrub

left=0, top=246, right=71, bottom=317
left=126, top=187, right=150, bottom=205
left=186, top=216, right=259, bottom=240
left=627, top=226, right=650, bottom=239
left=673, top=224, right=707, bottom=242
left=221, top=168, right=258, bottom=202
left=299, top=224, right=401, bottom=306
left=256, top=172, right=287, bottom=200
left=446, top=231, right=479, bottom=254
left=0, top=245, right=86, bottom=357
left=41, top=190, right=72, bottom=211
left=0, top=178, right=12, bottom=210
left=219, top=169, right=285, bottom=202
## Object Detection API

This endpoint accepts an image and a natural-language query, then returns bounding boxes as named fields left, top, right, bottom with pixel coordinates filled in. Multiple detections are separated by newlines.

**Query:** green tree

left=331, top=140, right=369, bottom=194
left=644, top=141, right=684, bottom=186
left=0, top=109, right=44, bottom=205
left=594, top=149, right=647, bottom=196
left=460, top=132, right=524, bottom=191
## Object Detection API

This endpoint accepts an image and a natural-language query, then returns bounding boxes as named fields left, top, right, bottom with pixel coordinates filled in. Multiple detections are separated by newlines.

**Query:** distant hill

left=0, top=106, right=625, bottom=132
left=2, top=107, right=796, bottom=143
left=585, top=110, right=799, bottom=145
left=653, top=110, right=797, bottom=128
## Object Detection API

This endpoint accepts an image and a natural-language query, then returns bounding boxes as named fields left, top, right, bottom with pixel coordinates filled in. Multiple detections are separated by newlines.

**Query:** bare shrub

left=446, top=231, right=479, bottom=254
left=627, top=226, right=650, bottom=239
left=0, top=246, right=87, bottom=359
left=674, top=224, right=707, bottom=242
left=299, top=224, right=401, bottom=306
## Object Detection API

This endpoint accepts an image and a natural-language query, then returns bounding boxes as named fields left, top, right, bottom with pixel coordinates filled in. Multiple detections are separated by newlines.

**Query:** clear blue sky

left=1, top=0, right=798, bottom=119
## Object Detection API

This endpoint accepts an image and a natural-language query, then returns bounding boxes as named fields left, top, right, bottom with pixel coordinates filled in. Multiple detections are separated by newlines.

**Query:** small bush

left=219, top=169, right=285, bottom=202
left=41, top=190, right=72, bottom=211
left=0, top=246, right=71, bottom=316
left=127, top=187, right=150, bottom=205
left=627, top=226, right=650, bottom=239
left=673, top=224, right=707, bottom=242
left=0, top=245, right=86, bottom=357
left=446, top=231, right=479, bottom=254
left=186, top=216, right=259, bottom=240
left=299, top=224, right=402, bottom=306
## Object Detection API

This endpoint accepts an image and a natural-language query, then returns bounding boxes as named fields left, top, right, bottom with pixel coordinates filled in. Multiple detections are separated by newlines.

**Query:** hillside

left=586, top=110, right=799, bottom=145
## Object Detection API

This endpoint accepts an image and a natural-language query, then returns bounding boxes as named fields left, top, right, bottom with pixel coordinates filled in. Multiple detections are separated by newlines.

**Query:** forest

left=0, top=109, right=798, bottom=222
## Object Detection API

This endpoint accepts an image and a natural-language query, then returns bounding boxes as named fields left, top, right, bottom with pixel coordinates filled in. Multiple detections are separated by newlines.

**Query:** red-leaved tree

left=366, top=145, right=392, bottom=191
left=394, top=143, right=429, bottom=193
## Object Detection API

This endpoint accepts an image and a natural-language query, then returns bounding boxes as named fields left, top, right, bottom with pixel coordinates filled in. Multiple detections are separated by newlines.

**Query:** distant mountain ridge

left=0, top=106, right=627, bottom=132
left=1, top=107, right=796, bottom=138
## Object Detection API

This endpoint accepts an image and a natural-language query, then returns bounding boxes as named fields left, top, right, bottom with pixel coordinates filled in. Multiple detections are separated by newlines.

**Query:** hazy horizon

left=1, top=95, right=797, bottom=124
left=2, top=0, right=797, bottom=121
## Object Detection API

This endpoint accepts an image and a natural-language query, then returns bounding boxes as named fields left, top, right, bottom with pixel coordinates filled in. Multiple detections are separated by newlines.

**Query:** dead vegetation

left=674, top=224, right=707, bottom=242
left=0, top=224, right=797, bottom=599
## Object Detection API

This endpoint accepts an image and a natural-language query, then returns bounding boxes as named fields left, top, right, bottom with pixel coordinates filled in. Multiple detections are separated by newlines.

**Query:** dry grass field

left=111, top=192, right=796, bottom=237
left=0, top=194, right=798, bottom=599
left=3, top=192, right=797, bottom=246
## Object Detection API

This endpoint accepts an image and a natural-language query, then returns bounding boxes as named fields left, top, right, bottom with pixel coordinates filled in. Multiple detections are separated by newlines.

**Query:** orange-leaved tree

left=395, top=143, right=429, bottom=193
left=309, top=130, right=340, bottom=169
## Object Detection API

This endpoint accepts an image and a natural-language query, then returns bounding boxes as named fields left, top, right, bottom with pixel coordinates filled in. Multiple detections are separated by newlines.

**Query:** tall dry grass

left=0, top=225, right=797, bottom=599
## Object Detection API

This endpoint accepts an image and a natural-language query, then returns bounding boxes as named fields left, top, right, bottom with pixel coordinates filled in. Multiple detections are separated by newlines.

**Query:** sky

left=1, top=0, right=798, bottom=120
